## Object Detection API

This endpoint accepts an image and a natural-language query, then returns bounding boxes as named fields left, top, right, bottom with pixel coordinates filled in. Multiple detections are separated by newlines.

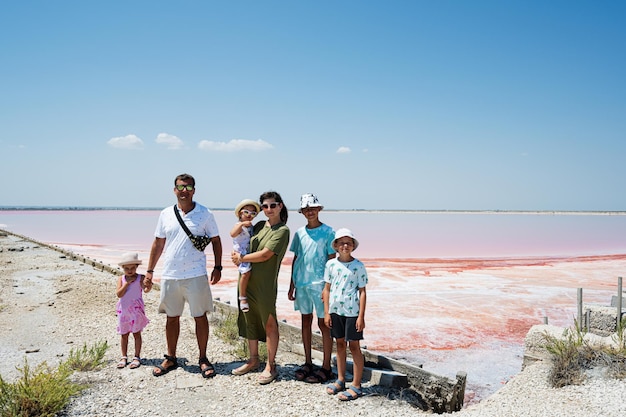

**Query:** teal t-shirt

left=290, top=223, right=335, bottom=287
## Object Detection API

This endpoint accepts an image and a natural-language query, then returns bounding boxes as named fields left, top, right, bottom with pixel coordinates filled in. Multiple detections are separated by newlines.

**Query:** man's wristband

left=146, top=270, right=154, bottom=273
left=213, top=266, right=223, bottom=271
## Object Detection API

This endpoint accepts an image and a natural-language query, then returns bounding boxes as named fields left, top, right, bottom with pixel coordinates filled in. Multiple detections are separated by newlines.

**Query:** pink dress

left=116, top=274, right=150, bottom=335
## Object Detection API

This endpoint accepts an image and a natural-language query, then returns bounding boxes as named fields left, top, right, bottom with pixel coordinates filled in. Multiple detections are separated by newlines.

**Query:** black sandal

left=304, top=366, right=333, bottom=384
left=199, top=357, right=216, bottom=378
left=294, top=363, right=314, bottom=381
left=152, top=354, right=178, bottom=377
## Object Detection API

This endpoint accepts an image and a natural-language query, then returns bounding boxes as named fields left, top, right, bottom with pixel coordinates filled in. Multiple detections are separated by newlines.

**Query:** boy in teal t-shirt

left=288, top=193, right=335, bottom=383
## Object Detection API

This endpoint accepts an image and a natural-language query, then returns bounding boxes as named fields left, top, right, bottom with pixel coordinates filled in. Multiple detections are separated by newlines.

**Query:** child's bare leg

left=120, top=333, right=129, bottom=357
left=318, top=317, right=333, bottom=371
left=335, top=338, right=347, bottom=382
left=301, top=313, right=314, bottom=364
left=348, top=340, right=364, bottom=388
left=117, top=333, right=130, bottom=368
left=239, top=271, right=251, bottom=312
left=132, top=331, right=142, bottom=358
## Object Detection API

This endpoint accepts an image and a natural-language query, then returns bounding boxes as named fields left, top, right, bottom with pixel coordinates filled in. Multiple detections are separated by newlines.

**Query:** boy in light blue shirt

left=288, top=193, right=335, bottom=383
left=323, top=228, right=368, bottom=401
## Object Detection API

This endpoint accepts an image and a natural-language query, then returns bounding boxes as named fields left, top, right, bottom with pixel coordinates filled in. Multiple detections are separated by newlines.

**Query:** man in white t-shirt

left=144, top=173, right=223, bottom=379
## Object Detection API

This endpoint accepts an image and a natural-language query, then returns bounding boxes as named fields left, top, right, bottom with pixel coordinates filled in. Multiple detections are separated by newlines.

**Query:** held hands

left=143, top=274, right=153, bottom=292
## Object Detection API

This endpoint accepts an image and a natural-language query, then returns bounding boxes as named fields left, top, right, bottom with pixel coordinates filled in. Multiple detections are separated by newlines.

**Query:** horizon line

left=1, top=206, right=625, bottom=215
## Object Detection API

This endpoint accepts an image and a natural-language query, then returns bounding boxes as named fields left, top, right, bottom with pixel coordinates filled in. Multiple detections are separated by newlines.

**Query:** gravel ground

left=2, top=232, right=626, bottom=417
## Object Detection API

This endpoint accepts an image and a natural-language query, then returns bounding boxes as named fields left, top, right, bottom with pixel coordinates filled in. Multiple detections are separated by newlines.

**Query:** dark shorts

left=329, top=313, right=363, bottom=342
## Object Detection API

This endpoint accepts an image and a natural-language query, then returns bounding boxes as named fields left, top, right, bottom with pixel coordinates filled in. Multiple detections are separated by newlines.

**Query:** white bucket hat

left=298, top=193, right=324, bottom=213
left=235, top=199, right=261, bottom=217
left=118, top=252, right=142, bottom=266
left=333, top=228, right=359, bottom=251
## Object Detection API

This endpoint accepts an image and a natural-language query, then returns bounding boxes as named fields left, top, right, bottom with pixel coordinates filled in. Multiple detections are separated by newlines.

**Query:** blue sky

left=1, top=1, right=625, bottom=210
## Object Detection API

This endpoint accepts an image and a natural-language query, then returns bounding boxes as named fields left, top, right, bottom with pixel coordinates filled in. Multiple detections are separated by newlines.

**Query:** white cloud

left=336, top=146, right=351, bottom=154
left=156, top=133, right=184, bottom=150
left=197, top=139, right=274, bottom=152
left=107, top=134, right=144, bottom=150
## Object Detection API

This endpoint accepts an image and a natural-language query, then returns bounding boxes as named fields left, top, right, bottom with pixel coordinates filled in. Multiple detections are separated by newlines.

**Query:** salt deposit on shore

left=2, top=232, right=626, bottom=416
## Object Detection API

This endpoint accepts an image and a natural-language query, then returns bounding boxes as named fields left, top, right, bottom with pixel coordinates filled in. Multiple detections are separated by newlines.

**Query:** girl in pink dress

left=116, top=253, right=150, bottom=369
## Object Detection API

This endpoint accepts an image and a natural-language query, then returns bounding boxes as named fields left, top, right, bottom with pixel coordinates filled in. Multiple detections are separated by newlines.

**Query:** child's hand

left=241, top=220, right=253, bottom=227
left=356, top=317, right=365, bottom=332
left=324, top=314, right=332, bottom=328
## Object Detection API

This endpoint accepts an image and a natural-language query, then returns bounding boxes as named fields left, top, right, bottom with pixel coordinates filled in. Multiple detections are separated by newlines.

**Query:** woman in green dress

left=231, top=191, right=290, bottom=384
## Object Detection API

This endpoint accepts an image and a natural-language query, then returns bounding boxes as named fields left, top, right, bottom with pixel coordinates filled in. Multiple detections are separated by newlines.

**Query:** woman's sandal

left=258, top=364, right=278, bottom=385
left=152, top=354, right=178, bottom=377
left=326, top=379, right=346, bottom=395
left=129, top=356, right=141, bottom=369
left=231, top=355, right=260, bottom=375
left=199, top=357, right=216, bottom=378
left=304, top=366, right=333, bottom=384
left=239, top=296, right=249, bottom=312
left=294, top=363, right=314, bottom=381
left=116, top=356, right=128, bottom=369
left=338, top=385, right=363, bottom=401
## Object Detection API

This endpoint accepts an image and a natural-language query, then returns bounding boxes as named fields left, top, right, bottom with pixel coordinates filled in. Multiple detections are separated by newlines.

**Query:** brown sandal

left=294, top=363, right=313, bottom=381
left=304, top=366, right=333, bottom=383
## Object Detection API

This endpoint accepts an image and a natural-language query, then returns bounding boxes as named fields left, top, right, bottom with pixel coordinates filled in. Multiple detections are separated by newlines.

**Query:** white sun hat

left=118, top=252, right=142, bottom=266
left=298, top=193, right=324, bottom=213
left=235, top=199, right=261, bottom=217
left=333, top=228, right=359, bottom=251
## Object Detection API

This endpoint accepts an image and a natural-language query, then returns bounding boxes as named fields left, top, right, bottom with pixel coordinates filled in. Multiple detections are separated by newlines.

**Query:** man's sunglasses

left=175, top=185, right=195, bottom=191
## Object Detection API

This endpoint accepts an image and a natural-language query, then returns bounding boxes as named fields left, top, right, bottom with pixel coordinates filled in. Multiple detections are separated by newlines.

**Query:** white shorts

left=158, top=275, right=214, bottom=317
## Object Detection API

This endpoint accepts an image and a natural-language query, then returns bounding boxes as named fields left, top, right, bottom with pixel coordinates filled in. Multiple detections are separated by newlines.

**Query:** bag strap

left=173, top=205, right=194, bottom=238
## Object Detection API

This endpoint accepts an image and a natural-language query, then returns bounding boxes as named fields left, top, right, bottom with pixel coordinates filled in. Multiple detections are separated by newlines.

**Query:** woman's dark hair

left=260, top=191, right=288, bottom=223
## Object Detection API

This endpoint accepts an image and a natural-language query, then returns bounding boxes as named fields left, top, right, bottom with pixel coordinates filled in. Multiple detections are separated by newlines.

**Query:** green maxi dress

left=237, top=220, right=290, bottom=342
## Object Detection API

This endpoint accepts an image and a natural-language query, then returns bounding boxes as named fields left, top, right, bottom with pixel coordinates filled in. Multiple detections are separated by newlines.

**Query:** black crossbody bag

left=173, top=205, right=212, bottom=252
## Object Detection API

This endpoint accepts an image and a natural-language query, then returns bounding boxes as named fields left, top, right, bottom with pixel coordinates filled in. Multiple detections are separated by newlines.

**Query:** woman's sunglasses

left=261, top=202, right=281, bottom=210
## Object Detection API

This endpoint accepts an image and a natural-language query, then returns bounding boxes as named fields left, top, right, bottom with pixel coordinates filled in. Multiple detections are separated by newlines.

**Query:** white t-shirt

left=154, top=203, right=219, bottom=280
left=324, top=257, right=368, bottom=317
